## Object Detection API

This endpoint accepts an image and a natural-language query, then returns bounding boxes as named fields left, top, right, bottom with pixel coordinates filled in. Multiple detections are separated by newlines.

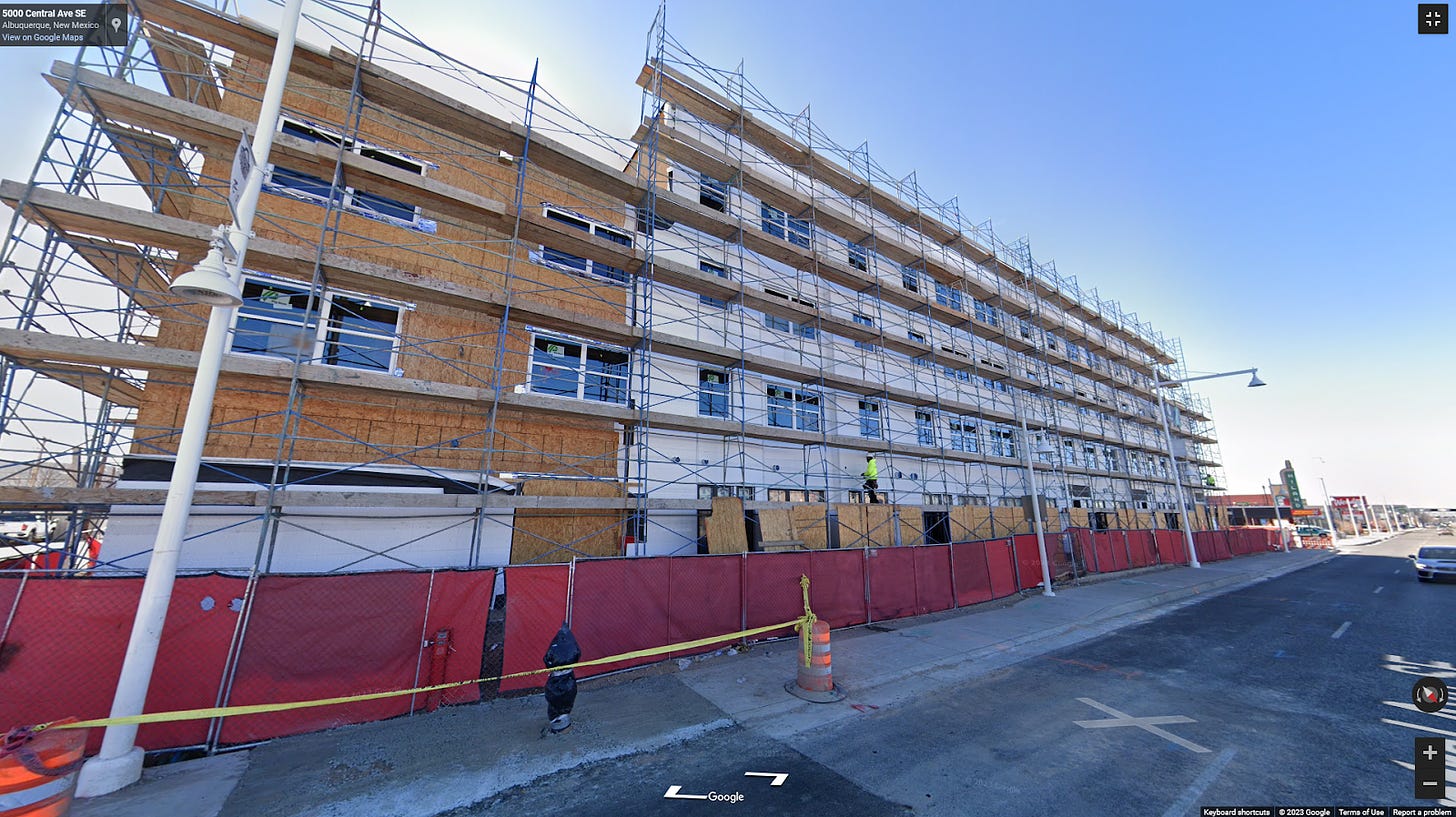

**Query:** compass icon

left=1413, top=676, right=1449, bottom=714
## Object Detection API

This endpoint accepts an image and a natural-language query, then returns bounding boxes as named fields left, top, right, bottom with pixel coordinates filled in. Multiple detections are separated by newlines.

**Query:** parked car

left=1410, top=546, right=1456, bottom=582
left=1294, top=525, right=1330, bottom=538
left=0, top=514, right=58, bottom=543
left=0, top=533, right=46, bottom=569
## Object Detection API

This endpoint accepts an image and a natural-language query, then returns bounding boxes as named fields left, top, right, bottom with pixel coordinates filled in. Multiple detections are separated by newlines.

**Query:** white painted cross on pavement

left=1074, top=697, right=1211, bottom=754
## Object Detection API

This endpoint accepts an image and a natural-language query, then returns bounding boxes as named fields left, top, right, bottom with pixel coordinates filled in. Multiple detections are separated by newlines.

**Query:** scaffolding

left=0, top=0, right=1225, bottom=579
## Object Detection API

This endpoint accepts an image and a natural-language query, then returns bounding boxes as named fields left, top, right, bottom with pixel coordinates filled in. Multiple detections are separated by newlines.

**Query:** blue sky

left=1, top=1, right=1452, bottom=506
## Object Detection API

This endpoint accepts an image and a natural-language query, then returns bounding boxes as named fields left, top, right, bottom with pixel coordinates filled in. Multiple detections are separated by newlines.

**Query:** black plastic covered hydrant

left=542, top=622, right=580, bottom=734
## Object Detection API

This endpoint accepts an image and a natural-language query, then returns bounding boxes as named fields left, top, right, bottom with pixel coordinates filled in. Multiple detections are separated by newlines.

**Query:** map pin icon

left=110, top=16, right=122, bottom=34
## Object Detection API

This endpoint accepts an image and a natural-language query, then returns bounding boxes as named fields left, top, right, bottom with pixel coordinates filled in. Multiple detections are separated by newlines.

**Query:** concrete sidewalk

left=1329, top=530, right=1401, bottom=549
left=70, top=547, right=1341, bottom=817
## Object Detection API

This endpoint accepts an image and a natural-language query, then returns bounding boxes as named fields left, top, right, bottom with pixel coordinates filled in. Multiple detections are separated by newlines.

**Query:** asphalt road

left=451, top=532, right=1456, bottom=816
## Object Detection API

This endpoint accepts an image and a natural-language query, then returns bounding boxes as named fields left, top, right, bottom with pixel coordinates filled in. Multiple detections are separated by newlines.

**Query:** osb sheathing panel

left=509, top=479, right=624, bottom=564
left=1067, top=508, right=1091, bottom=530
left=1039, top=502, right=1062, bottom=532
left=834, top=504, right=867, bottom=548
left=128, top=58, right=635, bottom=474
left=218, top=56, right=632, bottom=319
left=706, top=497, right=748, bottom=554
left=991, top=507, right=1029, bottom=537
left=896, top=506, right=925, bottom=547
left=835, top=503, right=897, bottom=549
left=949, top=506, right=995, bottom=541
left=1129, top=512, right=1155, bottom=530
left=756, top=508, right=795, bottom=544
left=790, top=505, right=829, bottom=550
left=134, top=370, right=619, bottom=477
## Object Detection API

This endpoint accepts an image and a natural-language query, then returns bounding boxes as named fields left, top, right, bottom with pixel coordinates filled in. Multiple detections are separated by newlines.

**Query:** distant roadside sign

left=1280, top=461, right=1305, bottom=510
left=1291, top=509, right=1320, bottom=517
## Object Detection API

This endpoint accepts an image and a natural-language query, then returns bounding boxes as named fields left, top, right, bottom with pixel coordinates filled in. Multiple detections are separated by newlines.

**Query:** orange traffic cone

left=0, top=721, right=85, bottom=817
left=787, top=619, right=844, bottom=703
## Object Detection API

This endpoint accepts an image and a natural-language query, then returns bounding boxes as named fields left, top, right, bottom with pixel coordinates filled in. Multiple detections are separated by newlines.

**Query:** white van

left=0, top=513, right=59, bottom=542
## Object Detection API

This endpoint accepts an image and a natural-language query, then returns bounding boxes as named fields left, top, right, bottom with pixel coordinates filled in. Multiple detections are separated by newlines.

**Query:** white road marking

left=1382, top=700, right=1456, bottom=722
left=1160, top=747, right=1238, bottom=817
left=1075, top=698, right=1211, bottom=753
left=1380, top=718, right=1456, bottom=739
left=1331, top=621, right=1351, bottom=639
left=744, top=772, right=788, bottom=786
left=1374, top=586, right=1384, bottom=594
left=663, top=786, right=708, bottom=800
left=1383, top=655, right=1456, bottom=679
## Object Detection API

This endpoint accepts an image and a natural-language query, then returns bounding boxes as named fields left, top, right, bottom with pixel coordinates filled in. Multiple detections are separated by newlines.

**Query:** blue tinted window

left=700, top=261, right=729, bottom=308
left=270, top=166, right=337, bottom=202
left=699, top=369, right=730, bottom=417
left=859, top=401, right=881, bottom=438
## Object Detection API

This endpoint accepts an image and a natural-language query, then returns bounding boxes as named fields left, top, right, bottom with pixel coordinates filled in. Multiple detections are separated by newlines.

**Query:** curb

left=1081, top=550, right=1339, bottom=624
left=823, top=551, right=1340, bottom=705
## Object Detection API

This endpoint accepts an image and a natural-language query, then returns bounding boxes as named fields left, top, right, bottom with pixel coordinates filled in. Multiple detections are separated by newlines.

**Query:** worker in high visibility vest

left=862, top=454, right=881, bottom=504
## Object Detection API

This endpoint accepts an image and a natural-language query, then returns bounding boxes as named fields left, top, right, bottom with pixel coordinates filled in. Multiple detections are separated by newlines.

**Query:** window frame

left=948, top=417, right=979, bottom=453
left=699, top=173, right=729, bottom=212
left=698, top=368, right=731, bottom=418
left=915, top=410, right=937, bottom=447
left=527, top=332, right=631, bottom=405
left=934, top=281, right=964, bottom=311
left=698, top=259, right=732, bottom=308
left=858, top=399, right=882, bottom=439
left=973, top=298, right=999, bottom=327
left=852, top=312, right=877, bottom=351
left=760, top=203, right=812, bottom=248
left=266, top=116, right=432, bottom=231
left=766, top=384, right=821, bottom=432
left=698, top=484, right=756, bottom=500
left=761, top=289, right=818, bottom=339
left=537, top=205, right=633, bottom=286
left=988, top=426, right=1017, bottom=458
left=767, top=488, right=826, bottom=503
left=230, top=272, right=407, bottom=374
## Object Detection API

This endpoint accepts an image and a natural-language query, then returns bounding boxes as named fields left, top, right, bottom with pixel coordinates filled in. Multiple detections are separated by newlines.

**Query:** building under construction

left=0, top=0, right=1229, bottom=576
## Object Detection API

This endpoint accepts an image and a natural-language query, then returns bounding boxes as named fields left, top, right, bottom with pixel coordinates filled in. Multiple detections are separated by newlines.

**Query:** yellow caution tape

left=30, top=616, right=807, bottom=734
left=795, top=574, right=817, bottom=667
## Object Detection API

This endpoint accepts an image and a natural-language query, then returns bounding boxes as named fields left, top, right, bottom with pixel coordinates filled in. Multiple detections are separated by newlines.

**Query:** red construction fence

left=1071, top=527, right=1281, bottom=574
left=0, top=526, right=1282, bottom=752
left=0, top=569, right=492, bottom=753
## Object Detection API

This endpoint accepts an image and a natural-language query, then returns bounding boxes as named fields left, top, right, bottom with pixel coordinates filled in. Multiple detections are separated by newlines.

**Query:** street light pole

left=1156, top=387, right=1201, bottom=568
left=1152, top=367, right=1263, bottom=569
left=1360, top=496, right=1378, bottom=535
left=1014, top=391, right=1055, bottom=597
left=1312, top=459, right=1339, bottom=546
left=76, top=0, right=306, bottom=796
left=1318, top=474, right=1339, bottom=545
left=1268, top=480, right=1289, bottom=552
